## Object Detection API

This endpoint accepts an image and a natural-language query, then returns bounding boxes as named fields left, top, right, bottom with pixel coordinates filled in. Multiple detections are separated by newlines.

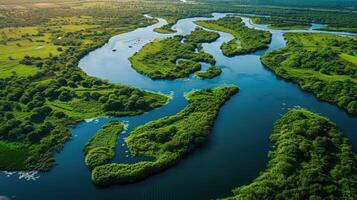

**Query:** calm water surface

left=1, top=13, right=356, bottom=200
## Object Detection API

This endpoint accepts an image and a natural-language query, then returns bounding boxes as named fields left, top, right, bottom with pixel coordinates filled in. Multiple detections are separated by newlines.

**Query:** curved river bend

left=1, top=13, right=356, bottom=200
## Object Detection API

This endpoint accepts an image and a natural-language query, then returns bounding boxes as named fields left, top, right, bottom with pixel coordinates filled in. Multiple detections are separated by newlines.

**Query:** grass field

left=0, top=17, right=105, bottom=78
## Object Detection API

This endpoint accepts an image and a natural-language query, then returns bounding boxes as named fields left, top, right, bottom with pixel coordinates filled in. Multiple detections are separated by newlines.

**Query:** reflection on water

left=1, top=13, right=356, bottom=200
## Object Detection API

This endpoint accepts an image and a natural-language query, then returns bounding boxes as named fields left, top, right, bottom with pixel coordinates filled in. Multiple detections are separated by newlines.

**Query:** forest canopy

left=224, top=109, right=357, bottom=200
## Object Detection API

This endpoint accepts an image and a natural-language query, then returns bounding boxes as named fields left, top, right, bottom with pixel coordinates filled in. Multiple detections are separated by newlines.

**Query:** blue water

left=1, top=13, right=356, bottom=200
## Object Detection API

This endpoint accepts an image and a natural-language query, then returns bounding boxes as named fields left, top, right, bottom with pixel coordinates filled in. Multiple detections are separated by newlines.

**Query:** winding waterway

left=1, top=13, right=356, bottom=200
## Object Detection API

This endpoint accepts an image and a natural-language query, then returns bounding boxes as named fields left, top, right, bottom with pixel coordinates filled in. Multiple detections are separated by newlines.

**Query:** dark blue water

left=1, top=13, right=356, bottom=200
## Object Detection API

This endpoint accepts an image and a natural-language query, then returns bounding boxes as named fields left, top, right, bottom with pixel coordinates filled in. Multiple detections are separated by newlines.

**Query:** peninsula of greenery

left=129, top=27, right=219, bottom=79
left=252, top=16, right=310, bottom=30
left=153, top=17, right=177, bottom=34
left=83, top=121, right=124, bottom=170
left=261, top=33, right=357, bottom=115
left=224, top=109, right=357, bottom=200
left=90, top=86, right=239, bottom=186
left=195, top=16, right=271, bottom=57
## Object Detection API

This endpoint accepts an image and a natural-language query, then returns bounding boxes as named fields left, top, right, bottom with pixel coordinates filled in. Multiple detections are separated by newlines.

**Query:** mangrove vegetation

left=129, top=27, right=219, bottom=79
left=90, top=86, right=239, bottom=186
left=83, top=121, right=124, bottom=170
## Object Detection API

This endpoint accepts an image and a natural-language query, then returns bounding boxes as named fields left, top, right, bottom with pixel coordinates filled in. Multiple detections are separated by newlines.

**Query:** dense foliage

left=83, top=121, right=124, bottom=170
left=195, top=16, right=271, bottom=57
left=91, top=86, right=239, bottom=186
left=129, top=28, right=219, bottom=79
left=0, top=0, right=356, bottom=178
left=224, top=109, right=357, bottom=200
left=184, top=27, right=220, bottom=44
left=0, top=64, right=167, bottom=171
left=0, top=5, right=169, bottom=171
left=195, top=66, right=222, bottom=79
left=261, top=33, right=357, bottom=115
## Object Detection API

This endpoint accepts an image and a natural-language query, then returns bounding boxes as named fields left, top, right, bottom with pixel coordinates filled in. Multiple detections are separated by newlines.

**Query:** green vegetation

left=153, top=17, right=177, bottom=34
left=1, top=0, right=357, bottom=177
left=90, top=86, right=239, bottom=186
left=261, top=33, right=357, bottom=115
left=195, top=66, right=222, bottom=79
left=83, top=121, right=124, bottom=170
left=201, top=3, right=357, bottom=33
left=129, top=28, right=219, bottom=79
left=0, top=4, right=170, bottom=171
left=0, top=59, right=167, bottom=171
left=317, top=26, right=357, bottom=34
left=0, top=141, right=30, bottom=170
left=195, top=16, right=271, bottom=57
left=224, top=109, right=357, bottom=200
left=184, top=27, right=220, bottom=44
left=197, top=0, right=357, bottom=8
left=251, top=15, right=357, bottom=32
left=252, top=16, right=310, bottom=30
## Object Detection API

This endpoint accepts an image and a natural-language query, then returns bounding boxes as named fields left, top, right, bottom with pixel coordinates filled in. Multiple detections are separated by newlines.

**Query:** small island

left=195, top=66, right=222, bottom=79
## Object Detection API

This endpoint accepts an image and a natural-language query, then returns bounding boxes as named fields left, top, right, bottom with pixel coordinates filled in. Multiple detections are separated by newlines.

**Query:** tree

left=29, top=106, right=52, bottom=123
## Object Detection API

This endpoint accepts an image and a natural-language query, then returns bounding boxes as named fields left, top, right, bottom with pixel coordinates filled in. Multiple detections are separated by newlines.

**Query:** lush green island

left=224, top=109, right=357, bottom=200
left=129, top=27, right=219, bottom=79
left=83, top=121, right=124, bottom=170
left=195, top=16, right=271, bottom=57
left=261, top=33, right=357, bottom=115
left=90, top=86, right=239, bottom=186
left=0, top=7, right=169, bottom=171
left=195, top=66, right=222, bottom=79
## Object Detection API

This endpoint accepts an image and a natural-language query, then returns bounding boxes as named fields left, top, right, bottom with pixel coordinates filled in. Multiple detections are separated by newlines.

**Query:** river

left=1, top=13, right=356, bottom=200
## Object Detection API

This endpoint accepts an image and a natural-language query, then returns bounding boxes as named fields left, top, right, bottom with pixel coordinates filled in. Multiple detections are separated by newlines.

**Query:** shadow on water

left=1, top=12, right=356, bottom=200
